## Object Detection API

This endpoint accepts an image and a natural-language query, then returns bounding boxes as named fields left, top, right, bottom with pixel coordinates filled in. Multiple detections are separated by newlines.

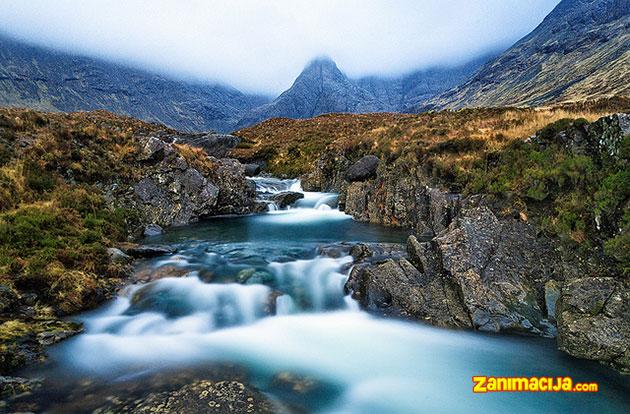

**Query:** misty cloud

left=0, top=0, right=560, bottom=94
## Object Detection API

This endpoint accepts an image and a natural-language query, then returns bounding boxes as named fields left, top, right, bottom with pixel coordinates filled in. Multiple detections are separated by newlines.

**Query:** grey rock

left=557, top=277, right=630, bottom=373
left=138, top=136, right=166, bottom=162
left=345, top=155, right=380, bottom=182
left=106, top=247, right=133, bottom=264
left=126, top=245, right=176, bottom=258
left=144, top=224, right=164, bottom=237
left=243, top=163, right=261, bottom=177
left=270, top=191, right=304, bottom=209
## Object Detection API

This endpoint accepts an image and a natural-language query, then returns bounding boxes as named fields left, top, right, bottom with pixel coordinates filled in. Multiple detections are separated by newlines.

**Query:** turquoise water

left=18, top=179, right=630, bottom=413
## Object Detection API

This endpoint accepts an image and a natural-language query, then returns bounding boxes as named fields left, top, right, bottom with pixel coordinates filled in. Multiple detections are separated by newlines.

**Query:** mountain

left=428, top=0, right=630, bottom=109
left=236, top=56, right=490, bottom=128
left=235, top=58, right=388, bottom=128
left=357, top=54, right=492, bottom=112
left=0, top=34, right=269, bottom=132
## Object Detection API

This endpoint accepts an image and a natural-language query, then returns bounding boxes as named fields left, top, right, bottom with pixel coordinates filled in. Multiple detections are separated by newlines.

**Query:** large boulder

left=556, top=277, right=630, bottom=373
left=344, top=155, right=379, bottom=182
left=346, top=205, right=559, bottom=336
left=110, top=138, right=256, bottom=229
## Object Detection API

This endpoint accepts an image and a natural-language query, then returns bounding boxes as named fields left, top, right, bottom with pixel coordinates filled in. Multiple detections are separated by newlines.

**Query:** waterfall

left=249, top=177, right=339, bottom=211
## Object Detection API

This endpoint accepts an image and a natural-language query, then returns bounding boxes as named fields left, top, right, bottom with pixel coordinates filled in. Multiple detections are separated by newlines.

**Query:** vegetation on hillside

left=233, top=98, right=630, bottom=274
left=0, top=108, right=215, bottom=373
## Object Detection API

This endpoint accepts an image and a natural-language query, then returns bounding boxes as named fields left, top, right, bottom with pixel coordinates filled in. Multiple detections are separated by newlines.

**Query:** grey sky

left=0, top=0, right=561, bottom=94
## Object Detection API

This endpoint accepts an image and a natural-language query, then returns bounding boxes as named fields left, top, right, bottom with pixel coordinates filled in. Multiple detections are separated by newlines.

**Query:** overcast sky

left=0, top=0, right=561, bottom=94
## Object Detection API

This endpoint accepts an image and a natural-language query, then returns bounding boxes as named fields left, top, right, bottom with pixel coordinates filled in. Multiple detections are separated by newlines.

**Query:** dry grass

left=233, top=98, right=629, bottom=178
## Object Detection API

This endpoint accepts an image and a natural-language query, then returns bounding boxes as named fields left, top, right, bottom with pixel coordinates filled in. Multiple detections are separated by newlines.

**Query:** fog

left=0, top=0, right=560, bottom=94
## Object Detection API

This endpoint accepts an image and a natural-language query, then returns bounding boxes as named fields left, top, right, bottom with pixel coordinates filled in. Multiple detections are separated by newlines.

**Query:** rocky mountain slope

left=235, top=58, right=387, bottom=128
left=0, top=34, right=269, bottom=132
left=236, top=57, right=487, bottom=128
left=428, top=0, right=630, bottom=109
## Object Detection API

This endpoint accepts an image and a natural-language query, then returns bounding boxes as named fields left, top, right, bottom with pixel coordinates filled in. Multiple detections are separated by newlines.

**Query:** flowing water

left=17, top=178, right=630, bottom=413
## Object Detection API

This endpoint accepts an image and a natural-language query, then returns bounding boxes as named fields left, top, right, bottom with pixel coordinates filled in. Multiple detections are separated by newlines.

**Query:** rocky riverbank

left=238, top=112, right=630, bottom=374
left=0, top=109, right=259, bottom=392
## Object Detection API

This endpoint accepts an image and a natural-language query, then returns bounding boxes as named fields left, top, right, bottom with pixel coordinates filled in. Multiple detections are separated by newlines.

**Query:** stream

left=17, top=178, right=630, bottom=413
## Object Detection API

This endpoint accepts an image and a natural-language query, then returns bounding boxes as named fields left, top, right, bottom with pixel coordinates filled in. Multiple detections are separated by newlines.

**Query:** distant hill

left=0, top=34, right=269, bottom=132
left=427, top=0, right=630, bottom=109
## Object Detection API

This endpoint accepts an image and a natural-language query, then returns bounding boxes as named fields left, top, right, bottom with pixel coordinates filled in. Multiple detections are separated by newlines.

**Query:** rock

left=348, top=206, right=559, bottom=336
left=144, top=223, right=164, bottom=237
left=434, top=206, right=556, bottom=336
left=544, top=280, right=561, bottom=325
left=36, top=322, right=83, bottom=346
left=556, top=277, right=630, bottom=373
left=346, top=258, right=471, bottom=328
left=138, top=136, right=166, bottom=162
left=125, top=245, right=176, bottom=258
left=270, top=191, right=304, bottom=209
left=243, top=163, right=261, bottom=177
left=106, top=247, right=132, bottom=264
left=0, top=375, right=41, bottom=400
left=344, top=155, right=379, bottom=182
left=93, top=380, right=275, bottom=414
left=133, top=265, right=192, bottom=283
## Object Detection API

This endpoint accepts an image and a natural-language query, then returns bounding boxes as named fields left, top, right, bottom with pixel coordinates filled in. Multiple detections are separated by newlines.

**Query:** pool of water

left=16, top=178, right=630, bottom=413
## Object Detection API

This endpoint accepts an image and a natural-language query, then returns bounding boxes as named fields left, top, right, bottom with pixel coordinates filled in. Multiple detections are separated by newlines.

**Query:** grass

left=233, top=97, right=630, bottom=274
left=233, top=98, right=629, bottom=178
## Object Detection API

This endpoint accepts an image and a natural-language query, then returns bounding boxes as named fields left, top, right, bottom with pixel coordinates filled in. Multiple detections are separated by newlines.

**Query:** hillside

left=427, top=0, right=630, bottom=109
left=0, top=34, right=269, bottom=132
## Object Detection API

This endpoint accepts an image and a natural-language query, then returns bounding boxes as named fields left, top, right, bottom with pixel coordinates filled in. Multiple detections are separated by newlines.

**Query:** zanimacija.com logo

left=472, top=376, right=598, bottom=393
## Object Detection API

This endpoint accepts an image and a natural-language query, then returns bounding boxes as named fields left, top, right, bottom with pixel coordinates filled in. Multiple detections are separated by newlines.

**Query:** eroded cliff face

left=309, top=113, right=630, bottom=373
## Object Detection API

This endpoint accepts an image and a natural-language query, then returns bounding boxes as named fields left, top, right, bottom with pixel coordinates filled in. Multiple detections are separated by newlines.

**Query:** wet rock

left=243, top=163, right=261, bottom=177
left=556, top=277, right=630, bottom=373
left=270, top=191, right=304, bottom=209
left=344, top=155, right=379, bottom=182
left=132, top=265, right=192, bottom=283
left=348, top=243, right=407, bottom=263
left=106, top=247, right=132, bottom=264
left=125, top=245, right=176, bottom=258
left=0, top=375, right=41, bottom=400
left=144, top=223, right=164, bottom=237
left=236, top=269, right=274, bottom=285
left=271, top=371, right=321, bottom=395
left=93, top=380, right=275, bottom=414
left=36, top=322, right=83, bottom=346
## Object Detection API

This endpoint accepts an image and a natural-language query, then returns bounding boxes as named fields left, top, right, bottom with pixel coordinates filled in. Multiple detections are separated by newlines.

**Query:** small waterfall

left=85, top=277, right=272, bottom=335
left=249, top=177, right=339, bottom=211
left=268, top=256, right=353, bottom=311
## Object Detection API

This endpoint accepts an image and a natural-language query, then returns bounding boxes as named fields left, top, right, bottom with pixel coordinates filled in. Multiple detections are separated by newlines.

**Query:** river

left=17, top=178, right=630, bottom=413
